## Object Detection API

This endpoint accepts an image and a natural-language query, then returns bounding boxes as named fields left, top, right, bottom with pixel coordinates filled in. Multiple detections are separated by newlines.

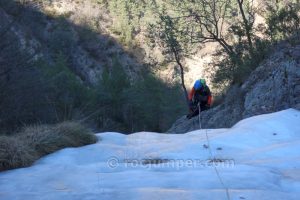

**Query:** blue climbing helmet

left=194, top=80, right=202, bottom=90
left=194, top=79, right=206, bottom=90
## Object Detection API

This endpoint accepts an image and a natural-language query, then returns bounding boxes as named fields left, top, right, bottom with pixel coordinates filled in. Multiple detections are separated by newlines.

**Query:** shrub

left=20, top=122, right=97, bottom=156
left=212, top=39, right=271, bottom=85
left=0, top=122, right=97, bottom=171
left=0, top=136, right=37, bottom=171
left=19, top=125, right=62, bottom=156
left=55, top=122, right=98, bottom=146
left=266, top=2, right=300, bottom=42
left=40, top=53, right=95, bottom=122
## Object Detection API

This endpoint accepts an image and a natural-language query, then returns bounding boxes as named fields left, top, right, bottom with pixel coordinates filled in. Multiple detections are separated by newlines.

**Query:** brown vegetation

left=0, top=122, right=97, bottom=171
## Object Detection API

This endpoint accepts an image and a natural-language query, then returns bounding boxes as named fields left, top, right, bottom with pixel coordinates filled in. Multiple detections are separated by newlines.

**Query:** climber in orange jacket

left=187, top=79, right=212, bottom=119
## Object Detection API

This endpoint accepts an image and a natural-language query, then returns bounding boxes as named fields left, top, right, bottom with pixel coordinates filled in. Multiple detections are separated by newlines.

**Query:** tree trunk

left=173, top=50, right=190, bottom=109
left=237, top=0, right=253, bottom=51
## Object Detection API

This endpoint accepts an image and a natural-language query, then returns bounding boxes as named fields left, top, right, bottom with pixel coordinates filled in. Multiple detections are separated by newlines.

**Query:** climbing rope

left=198, top=103, right=231, bottom=200
left=198, top=102, right=202, bottom=129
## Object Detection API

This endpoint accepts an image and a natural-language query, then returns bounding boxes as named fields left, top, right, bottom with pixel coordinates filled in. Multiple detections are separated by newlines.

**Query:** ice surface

left=0, top=109, right=300, bottom=200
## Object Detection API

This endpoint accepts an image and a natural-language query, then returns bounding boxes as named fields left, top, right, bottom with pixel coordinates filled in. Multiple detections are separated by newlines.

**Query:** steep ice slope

left=0, top=109, right=300, bottom=200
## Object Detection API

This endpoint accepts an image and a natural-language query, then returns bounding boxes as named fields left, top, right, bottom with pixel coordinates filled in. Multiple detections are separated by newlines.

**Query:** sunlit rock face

left=168, top=40, right=300, bottom=133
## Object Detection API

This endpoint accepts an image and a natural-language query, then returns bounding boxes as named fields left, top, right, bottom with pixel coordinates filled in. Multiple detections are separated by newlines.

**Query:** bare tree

left=175, top=0, right=235, bottom=56
left=160, top=0, right=256, bottom=60
left=151, top=14, right=190, bottom=108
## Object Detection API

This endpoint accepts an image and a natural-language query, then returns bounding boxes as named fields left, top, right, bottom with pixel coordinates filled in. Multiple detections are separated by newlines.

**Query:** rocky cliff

left=0, top=0, right=142, bottom=85
left=168, top=39, right=300, bottom=133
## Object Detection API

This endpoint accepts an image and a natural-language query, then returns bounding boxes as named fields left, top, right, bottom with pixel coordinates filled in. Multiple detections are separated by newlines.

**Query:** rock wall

left=168, top=40, right=300, bottom=133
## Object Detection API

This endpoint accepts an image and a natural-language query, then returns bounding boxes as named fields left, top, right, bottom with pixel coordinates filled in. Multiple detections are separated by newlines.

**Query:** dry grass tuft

left=0, top=136, right=37, bottom=170
left=0, top=122, right=97, bottom=171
